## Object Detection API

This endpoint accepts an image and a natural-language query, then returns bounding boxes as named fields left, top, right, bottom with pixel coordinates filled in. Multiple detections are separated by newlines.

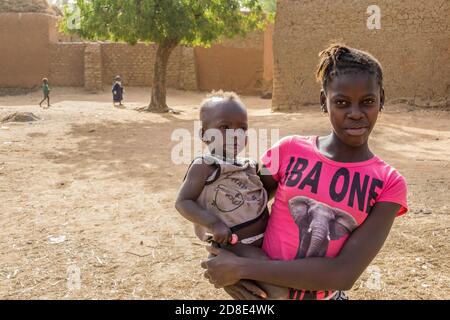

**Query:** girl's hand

left=201, top=245, right=244, bottom=287
left=224, top=280, right=267, bottom=300
left=210, top=221, right=232, bottom=245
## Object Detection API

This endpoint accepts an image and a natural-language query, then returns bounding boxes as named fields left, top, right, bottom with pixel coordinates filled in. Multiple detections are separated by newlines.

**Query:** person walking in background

left=39, top=78, right=51, bottom=108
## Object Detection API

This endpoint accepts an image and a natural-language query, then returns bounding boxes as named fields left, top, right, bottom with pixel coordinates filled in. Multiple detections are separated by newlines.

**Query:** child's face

left=202, top=100, right=248, bottom=158
left=321, top=73, right=384, bottom=147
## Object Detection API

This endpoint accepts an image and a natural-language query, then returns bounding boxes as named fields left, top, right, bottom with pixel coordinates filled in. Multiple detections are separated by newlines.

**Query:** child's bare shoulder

left=184, top=156, right=218, bottom=182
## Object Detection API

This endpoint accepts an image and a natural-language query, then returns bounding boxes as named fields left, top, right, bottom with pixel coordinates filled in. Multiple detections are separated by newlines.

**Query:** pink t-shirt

left=261, top=135, right=408, bottom=300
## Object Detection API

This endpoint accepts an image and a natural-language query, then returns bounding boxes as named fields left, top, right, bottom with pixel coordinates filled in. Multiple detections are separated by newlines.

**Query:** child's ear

left=199, top=127, right=207, bottom=142
left=320, top=90, right=328, bottom=113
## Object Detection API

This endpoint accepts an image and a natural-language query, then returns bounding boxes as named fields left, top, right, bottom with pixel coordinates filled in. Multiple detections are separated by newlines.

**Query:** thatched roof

left=0, top=0, right=61, bottom=15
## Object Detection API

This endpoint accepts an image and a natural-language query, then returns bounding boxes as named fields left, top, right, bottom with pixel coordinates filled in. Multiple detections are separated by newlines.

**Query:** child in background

left=39, top=78, right=50, bottom=108
left=112, top=75, right=124, bottom=107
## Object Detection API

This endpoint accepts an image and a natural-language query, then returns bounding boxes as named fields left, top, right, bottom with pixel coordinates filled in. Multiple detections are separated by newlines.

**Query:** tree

left=261, top=0, right=276, bottom=13
left=61, top=0, right=268, bottom=113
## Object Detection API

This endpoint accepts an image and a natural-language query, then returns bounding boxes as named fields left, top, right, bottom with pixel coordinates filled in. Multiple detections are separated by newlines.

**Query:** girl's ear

left=320, top=90, right=328, bottom=113
left=380, top=87, right=385, bottom=111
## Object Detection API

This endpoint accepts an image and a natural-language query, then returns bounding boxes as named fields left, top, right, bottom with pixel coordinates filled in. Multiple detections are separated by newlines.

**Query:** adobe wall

left=100, top=43, right=197, bottom=91
left=0, top=13, right=51, bottom=88
left=49, top=42, right=85, bottom=87
left=273, top=0, right=450, bottom=110
left=195, top=29, right=266, bottom=95
left=0, top=12, right=272, bottom=95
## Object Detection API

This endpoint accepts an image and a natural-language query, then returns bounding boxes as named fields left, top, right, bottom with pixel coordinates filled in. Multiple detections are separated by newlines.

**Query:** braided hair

left=316, top=44, right=384, bottom=111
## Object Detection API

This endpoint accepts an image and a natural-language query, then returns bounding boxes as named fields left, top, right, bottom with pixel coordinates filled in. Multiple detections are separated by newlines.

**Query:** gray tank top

left=187, top=154, right=268, bottom=241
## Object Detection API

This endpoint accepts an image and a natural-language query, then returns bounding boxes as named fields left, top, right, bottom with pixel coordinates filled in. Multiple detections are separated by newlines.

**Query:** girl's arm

left=202, top=201, right=400, bottom=291
left=175, top=161, right=230, bottom=244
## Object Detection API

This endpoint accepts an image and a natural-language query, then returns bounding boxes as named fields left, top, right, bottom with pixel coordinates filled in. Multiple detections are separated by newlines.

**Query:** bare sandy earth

left=0, top=87, right=449, bottom=299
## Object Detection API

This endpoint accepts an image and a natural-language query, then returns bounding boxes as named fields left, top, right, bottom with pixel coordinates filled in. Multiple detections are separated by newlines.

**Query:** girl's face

left=320, top=73, right=384, bottom=147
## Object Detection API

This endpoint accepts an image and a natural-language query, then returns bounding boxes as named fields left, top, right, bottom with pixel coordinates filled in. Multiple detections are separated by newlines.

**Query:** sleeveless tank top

left=185, top=154, right=268, bottom=242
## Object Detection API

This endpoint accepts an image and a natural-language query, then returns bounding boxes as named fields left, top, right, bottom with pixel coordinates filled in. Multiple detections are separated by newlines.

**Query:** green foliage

left=260, top=0, right=276, bottom=13
left=61, top=0, right=268, bottom=47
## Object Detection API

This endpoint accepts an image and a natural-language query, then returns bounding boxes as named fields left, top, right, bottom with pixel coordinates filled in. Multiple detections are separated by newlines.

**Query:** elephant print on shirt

left=288, top=196, right=358, bottom=259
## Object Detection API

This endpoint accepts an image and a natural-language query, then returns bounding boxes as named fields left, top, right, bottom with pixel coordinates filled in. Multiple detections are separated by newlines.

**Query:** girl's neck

left=317, top=132, right=374, bottom=163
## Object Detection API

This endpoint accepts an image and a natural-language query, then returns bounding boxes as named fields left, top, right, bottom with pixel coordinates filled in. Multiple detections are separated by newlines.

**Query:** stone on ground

left=1, top=112, right=40, bottom=123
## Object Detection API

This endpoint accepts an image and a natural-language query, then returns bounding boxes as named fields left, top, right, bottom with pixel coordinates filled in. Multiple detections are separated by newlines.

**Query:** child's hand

left=211, top=221, right=232, bottom=245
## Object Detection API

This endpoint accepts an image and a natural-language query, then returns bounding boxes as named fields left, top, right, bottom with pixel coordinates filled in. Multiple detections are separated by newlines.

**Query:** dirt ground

left=0, top=87, right=449, bottom=300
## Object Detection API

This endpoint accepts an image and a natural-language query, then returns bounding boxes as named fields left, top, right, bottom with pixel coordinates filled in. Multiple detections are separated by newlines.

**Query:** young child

left=175, top=91, right=269, bottom=248
left=39, top=78, right=50, bottom=108
left=175, top=91, right=288, bottom=299
left=112, top=75, right=124, bottom=107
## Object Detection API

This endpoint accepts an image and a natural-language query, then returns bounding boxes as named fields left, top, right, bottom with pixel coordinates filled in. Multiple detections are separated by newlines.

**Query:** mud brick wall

left=49, top=43, right=85, bottom=87
left=195, top=29, right=266, bottom=95
left=100, top=43, right=197, bottom=90
left=84, top=43, right=103, bottom=92
left=101, top=43, right=157, bottom=87
left=263, top=23, right=274, bottom=92
left=177, top=46, right=198, bottom=91
left=0, top=13, right=51, bottom=88
left=273, top=0, right=450, bottom=111
left=0, top=12, right=270, bottom=95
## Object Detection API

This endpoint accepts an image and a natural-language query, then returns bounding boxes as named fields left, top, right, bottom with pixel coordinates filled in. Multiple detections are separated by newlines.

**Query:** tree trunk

left=143, top=41, right=178, bottom=113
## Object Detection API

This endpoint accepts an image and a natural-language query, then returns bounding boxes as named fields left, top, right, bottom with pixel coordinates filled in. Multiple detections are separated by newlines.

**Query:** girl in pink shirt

left=201, top=44, right=408, bottom=300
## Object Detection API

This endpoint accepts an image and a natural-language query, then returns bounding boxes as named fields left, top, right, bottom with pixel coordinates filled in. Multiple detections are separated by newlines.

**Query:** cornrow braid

left=316, top=43, right=383, bottom=93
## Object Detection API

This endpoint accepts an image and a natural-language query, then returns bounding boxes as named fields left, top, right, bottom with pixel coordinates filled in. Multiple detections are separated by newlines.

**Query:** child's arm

left=175, top=160, right=231, bottom=245
left=258, top=164, right=278, bottom=201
